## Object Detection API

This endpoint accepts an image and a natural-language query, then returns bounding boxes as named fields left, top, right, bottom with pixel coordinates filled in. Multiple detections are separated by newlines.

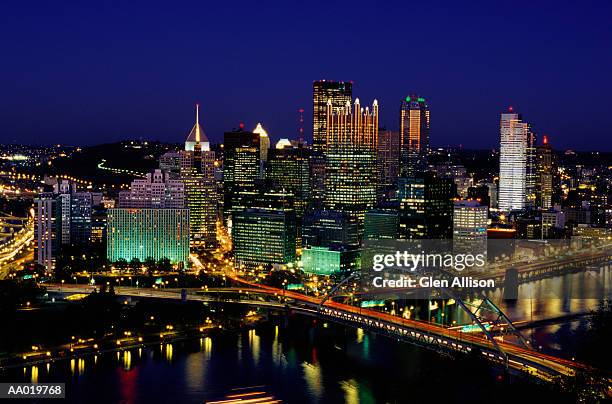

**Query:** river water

left=2, top=266, right=609, bottom=403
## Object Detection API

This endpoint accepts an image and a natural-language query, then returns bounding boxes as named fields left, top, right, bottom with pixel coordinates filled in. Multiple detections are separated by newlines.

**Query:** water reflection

left=0, top=322, right=575, bottom=403
left=30, top=365, right=38, bottom=383
left=339, top=379, right=359, bottom=404
left=165, top=343, right=173, bottom=362
left=123, top=350, right=131, bottom=370
left=301, top=362, right=323, bottom=400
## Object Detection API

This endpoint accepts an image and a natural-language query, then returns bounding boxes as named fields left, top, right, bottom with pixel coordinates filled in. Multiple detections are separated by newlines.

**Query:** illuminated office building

left=398, top=173, right=454, bottom=239
left=364, top=208, right=399, bottom=240
left=107, top=208, right=189, bottom=266
left=498, top=109, right=533, bottom=212
left=34, top=193, right=57, bottom=271
left=253, top=122, right=270, bottom=162
left=159, top=151, right=181, bottom=178
left=180, top=105, right=218, bottom=247
left=302, top=210, right=359, bottom=247
left=377, top=129, right=400, bottom=202
left=453, top=200, right=488, bottom=254
left=312, top=80, right=352, bottom=152
left=536, top=135, right=557, bottom=209
left=119, top=169, right=184, bottom=209
left=223, top=126, right=260, bottom=220
left=308, top=151, right=326, bottom=210
left=266, top=146, right=310, bottom=217
left=35, top=182, right=95, bottom=271
left=324, top=98, right=378, bottom=226
left=232, top=208, right=297, bottom=270
left=302, top=245, right=360, bottom=276
left=399, top=95, right=430, bottom=176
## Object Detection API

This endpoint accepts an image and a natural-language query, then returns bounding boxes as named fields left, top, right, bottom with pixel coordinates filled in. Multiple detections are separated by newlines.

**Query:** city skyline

left=1, top=2, right=611, bottom=150
left=1, top=3, right=612, bottom=403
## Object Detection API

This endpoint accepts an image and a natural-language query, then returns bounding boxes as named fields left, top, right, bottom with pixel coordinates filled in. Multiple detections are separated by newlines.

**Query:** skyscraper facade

left=377, top=129, right=400, bottom=202
left=266, top=146, right=310, bottom=218
left=398, top=173, right=454, bottom=239
left=312, top=80, right=352, bottom=152
left=498, top=109, right=532, bottom=212
left=119, top=169, right=184, bottom=209
left=180, top=105, right=218, bottom=247
left=453, top=200, right=488, bottom=254
left=399, top=95, right=430, bottom=176
left=232, top=208, right=297, bottom=269
left=324, top=98, right=378, bottom=226
left=34, top=193, right=56, bottom=271
left=536, top=135, right=556, bottom=209
left=107, top=208, right=190, bottom=266
left=253, top=122, right=270, bottom=163
left=223, top=126, right=260, bottom=220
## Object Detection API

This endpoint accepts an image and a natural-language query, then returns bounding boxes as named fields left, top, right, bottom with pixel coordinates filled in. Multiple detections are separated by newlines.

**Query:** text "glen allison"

left=372, top=276, right=495, bottom=289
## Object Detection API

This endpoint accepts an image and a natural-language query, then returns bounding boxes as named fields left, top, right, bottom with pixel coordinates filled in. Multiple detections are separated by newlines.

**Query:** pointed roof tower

left=185, top=104, right=210, bottom=152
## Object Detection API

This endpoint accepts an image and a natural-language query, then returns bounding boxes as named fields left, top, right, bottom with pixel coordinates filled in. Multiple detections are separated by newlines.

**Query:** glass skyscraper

left=399, top=95, right=430, bottom=177
left=312, top=80, right=352, bottom=152
left=180, top=105, right=218, bottom=247
left=232, top=208, right=297, bottom=269
left=498, top=109, right=533, bottom=212
left=324, top=98, right=378, bottom=227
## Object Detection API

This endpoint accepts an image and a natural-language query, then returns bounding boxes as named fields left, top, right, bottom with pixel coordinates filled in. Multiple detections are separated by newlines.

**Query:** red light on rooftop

left=239, top=122, right=245, bottom=129
left=508, top=106, right=514, bottom=112
left=543, top=135, right=548, bottom=145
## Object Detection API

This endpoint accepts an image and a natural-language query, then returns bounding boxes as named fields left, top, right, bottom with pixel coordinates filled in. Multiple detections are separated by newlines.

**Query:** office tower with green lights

left=301, top=245, right=361, bottom=276
left=107, top=208, right=190, bottom=266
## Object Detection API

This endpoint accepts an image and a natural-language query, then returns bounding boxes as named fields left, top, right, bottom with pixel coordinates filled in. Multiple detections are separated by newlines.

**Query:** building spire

left=195, top=104, right=200, bottom=143
left=185, top=103, right=209, bottom=151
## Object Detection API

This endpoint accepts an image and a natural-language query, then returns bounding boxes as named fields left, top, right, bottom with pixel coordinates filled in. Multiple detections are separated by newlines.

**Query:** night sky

left=1, top=1, right=611, bottom=150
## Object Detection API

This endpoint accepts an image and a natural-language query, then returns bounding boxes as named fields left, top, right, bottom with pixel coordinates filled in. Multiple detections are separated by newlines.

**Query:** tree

left=158, top=257, right=172, bottom=272
left=144, top=257, right=157, bottom=273
left=115, top=258, right=128, bottom=274
left=129, top=257, right=142, bottom=273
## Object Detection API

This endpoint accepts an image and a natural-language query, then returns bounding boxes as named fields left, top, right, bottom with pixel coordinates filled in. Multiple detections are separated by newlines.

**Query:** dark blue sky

left=1, top=1, right=611, bottom=150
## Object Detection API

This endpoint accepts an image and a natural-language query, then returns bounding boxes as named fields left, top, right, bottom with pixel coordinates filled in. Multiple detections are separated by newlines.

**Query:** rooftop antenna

left=298, top=108, right=305, bottom=144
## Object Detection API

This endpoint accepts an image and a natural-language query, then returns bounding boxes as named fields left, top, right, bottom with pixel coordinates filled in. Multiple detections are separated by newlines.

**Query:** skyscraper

left=312, top=80, right=352, bottom=152
left=223, top=126, right=260, bottom=220
left=536, top=135, right=557, bottom=209
left=180, top=105, right=218, bottom=247
left=107, top=208, right=190, bottom=266
left=232, top=208, right=297, bottom=270
left=266, top=146, right=310, bottom=218
left=119, top=169, right=184, bottom=209
left=399, top=95, right=430, bottom=176
left=498, top=108, right=532, bottom=212
left=398, top=173, right=454, bottom=239
left=377, top=129, right=400, bottom=202
left=34, top=193, right=56, bottom=271
left=453, top=200, right=488, bottom=254
left=324, top=98, right=378, bottom=226
left=253, top=122, right=270, bottom=163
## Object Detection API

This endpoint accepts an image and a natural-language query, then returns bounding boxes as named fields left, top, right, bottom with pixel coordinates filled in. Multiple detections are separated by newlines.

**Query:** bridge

left=46, top=281, right=591, bottom=382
